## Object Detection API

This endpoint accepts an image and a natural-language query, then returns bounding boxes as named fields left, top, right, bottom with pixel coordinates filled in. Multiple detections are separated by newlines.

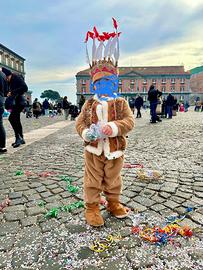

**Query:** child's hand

left=102, top=125, right=113, bottom=136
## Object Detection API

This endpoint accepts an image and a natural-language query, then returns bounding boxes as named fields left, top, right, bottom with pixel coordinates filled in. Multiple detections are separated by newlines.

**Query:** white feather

left=104, top=38, right=112, bottom=58
left=92, top=38, right=97, bottom=62
left=85, top=43, right=91, bottom=66
left=109, top=37, right=117, bottom=58
left=95, top=41, right=103, bottom=61
left=114, top=40, right=119, bottom=62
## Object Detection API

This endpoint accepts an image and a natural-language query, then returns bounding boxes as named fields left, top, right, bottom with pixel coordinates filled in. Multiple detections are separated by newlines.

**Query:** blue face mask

left=90, top=75, right=120, bottom=100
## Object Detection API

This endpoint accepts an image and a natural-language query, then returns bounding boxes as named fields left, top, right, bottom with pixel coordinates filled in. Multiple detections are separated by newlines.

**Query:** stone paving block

left=14, top=186, right=29, bottom=192
left=42, top=180, right=57, bottom=186
left=139, top=189, right=156, bottom=198
left=127, top=201, right=147, bottom=212
left=190, top=196, right=203, bottom=205
left=26, top=206, right=46, bottom=216
left=164, top=200, right=179, bottom=209
left=147, top=183, right=162, bottom=191
left=150, top=203, right=166, bottom=212
left=151, top=195, right=165, bottom=203
left=10, top=197, right=28, bottom=205
left=4, top=205, right=25, bottom=212
left=21, top=216, right=37, bottom=227
left=4, top=211, right=25, bottom=221
left=66, top=224, right=87, bottom=234
left=46, top=184, right=59, bottom=189
left=122, top=190, right=137, bottom=198
left=51, top=188, right=64, bottom=194
left=27, top=193, right=42, bottom=201
left=159, top=192, right=171, bottom=198
left=28, top=182, right=42, bottom=188
left=190, top=212, right=203, bottom=225
left=40, top=219, right=61, bottom=233
left=44, top=195, right=62, bottom=203
left=170, top=195, right=186, bottom=204
left=9, top=192, right=23, bottom=199
left=175, top=191, right=192, bottom=199
left=0, top=222, right=20, bottom=236
left=0, top=252, right=10, bottom=268
left=134, top=196, right=155, bottom=207
left=23, top=189, right=37, bottom=197
left=0, top=235, right=15, bottom=251
left=36, top=186, right=47, bottom=193
left=40, top=191, right=53, bottom=198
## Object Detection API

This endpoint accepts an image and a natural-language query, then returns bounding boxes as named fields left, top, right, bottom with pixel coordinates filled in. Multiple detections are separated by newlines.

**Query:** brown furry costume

left=75, top=95, right=134, bottom=226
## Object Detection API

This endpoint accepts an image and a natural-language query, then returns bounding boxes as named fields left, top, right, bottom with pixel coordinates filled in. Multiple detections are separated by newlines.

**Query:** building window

left=162, top=78, right=166, bottom=84
left=171, top=87, right=175, bottom=92
left=16, top=61, right=19, bottom=70
left=162, top=87, right=166, bottom=92
left=11, top=59, right=14, bottom=68
left=119, top=80, right=122, bottom=85
left=0, top=53, right=2, bottom=63
left=152, top=79, right=156, bottom=84
left=137, top=87, right=140, bottom=92
left=180, top=86, right=184, bottom=92
left=20, top=64, right=23, bottom=72
left=180, top=96, right=184, bottom=101
left=143, top=79, right=147, bottom=84
left=143, top=87, right=146, bottom=93
left=171, top=78, right=175, bottom=84
left=81, top=87, right=86, bottom=93
left=82, top=79, right=86, bottom=85
left=118, top=87, right=122, bottom=92
left=180, top=78, right=185, bottom=84
left=5, top=55, right=9, bottom=66
left=130, top=79, right=135, bottom=84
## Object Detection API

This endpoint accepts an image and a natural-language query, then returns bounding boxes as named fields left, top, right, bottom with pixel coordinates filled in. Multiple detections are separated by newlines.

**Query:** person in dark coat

left=2, top=67, right=28, bottom=148
left=134, top=95, right=143, bottom=118
left=42, top=99, right=50, bottom=116
left=128, top=97, right=135, bottom=114
left=147, top=85, right=162, bottom=123
left=0, top=70, right=8, bottom=153
left=69, top=104, right=79, bottom=120
left=62, top=96, right=70, bottom=120
left=79, top=94, right=86, bottom=113
left=166, top=93, right=174, bottom=119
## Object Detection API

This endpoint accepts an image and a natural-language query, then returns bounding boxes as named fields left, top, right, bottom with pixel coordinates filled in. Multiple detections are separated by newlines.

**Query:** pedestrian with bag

left=0, top=70, right=8, bottom=153
left=2, top=67, right=28, bottom=148
left=147, top=85, right=162, bottom=123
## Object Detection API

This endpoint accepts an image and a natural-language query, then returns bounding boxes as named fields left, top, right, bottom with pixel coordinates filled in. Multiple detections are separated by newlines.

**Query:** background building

left=190, top=65, right=203, bottom=102
left=76, top=66, right=190, bottom=104
left=0, top=43, right=31, bottom=101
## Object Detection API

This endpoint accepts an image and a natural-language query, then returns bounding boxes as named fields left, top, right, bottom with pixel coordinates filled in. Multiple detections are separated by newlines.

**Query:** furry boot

left=85, top=203, right=104, bottom=227
left=107, top=200, right=129, bottom=218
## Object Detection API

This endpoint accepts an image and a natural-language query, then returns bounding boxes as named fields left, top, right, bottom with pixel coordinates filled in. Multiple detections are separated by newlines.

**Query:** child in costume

left=76, top=18, right=135, bottom=227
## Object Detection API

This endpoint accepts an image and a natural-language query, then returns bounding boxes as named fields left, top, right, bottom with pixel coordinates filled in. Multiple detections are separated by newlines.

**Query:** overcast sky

left=1, top=0, right=203, bottom=103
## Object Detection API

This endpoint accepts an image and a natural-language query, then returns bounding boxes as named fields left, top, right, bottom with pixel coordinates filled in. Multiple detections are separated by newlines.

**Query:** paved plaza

left=0, top=110, right=203, bottom=270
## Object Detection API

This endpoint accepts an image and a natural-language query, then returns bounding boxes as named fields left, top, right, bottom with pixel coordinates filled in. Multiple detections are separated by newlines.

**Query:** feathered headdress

left=84, top=18, right=121, bottom=83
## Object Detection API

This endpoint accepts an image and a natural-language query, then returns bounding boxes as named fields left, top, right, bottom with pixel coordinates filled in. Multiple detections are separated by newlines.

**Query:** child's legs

left=84, top=151, right=105, bottom=204
left=103, top=155, right=124, bottom=201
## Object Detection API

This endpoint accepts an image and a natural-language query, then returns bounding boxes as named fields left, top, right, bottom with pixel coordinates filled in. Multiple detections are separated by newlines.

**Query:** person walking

left=32, top=98, right=42, bottom=119
left=147, top=85, right=162, bottom=123
left=42, top=99, right=49, bottom=116
left=0, top=70, right=8, bottom=153
left=128, top=97, right=135, bottom=114
left=79, top=94, right=86, bottom=113
left=166, top=93, right=174, bottom=119
left=134, top=95, right=143, bottom=118
left=62, top=96, right=70, bottom=120
left=2, top=67, right=28, bottom=148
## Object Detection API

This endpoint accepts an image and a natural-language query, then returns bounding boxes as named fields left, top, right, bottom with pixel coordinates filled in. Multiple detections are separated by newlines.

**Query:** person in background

left=161, top=97, right=167, bottom=118
left=0, top=70, right=8, bottom=153
left=184, top=101, right=189, bottom=112
left=166, top=93, right=174, bottom=119
left=79, top=94, right=86, bottom=113
left=32, top=98, right=42, bottom=119
left=134, top=94, right=143, bottom=118
left=147, top=85, right=162, bottom=123
left=2, top=67, right=28, bottom=148
left=128, top=97, right=135, bottom=114
left=42, top=99, right=49, bottom=116
left=62, top=96, right=70, bottom=120
left=69, top=104, right=79, bottom=120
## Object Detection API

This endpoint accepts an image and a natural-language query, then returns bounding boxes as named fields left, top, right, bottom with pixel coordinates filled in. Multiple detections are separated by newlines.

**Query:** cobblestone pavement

left=3, top=114, right=65, bottom=139
left=0, top=110, right=203, bottom=270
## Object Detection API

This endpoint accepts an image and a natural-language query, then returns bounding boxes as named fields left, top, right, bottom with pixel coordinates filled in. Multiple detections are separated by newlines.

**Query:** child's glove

left=86, top=122, right=107, bottom=141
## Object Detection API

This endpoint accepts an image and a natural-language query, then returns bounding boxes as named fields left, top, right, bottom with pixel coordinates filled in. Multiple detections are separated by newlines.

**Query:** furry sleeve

left=75, top=101, right=91, bottom=142
left=109, top=99, right=135, bottom=137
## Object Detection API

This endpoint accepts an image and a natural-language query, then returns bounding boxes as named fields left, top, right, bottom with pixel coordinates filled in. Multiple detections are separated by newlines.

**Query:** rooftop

left=0, top=43, right=25, bottom=61
left=76, top=66, right=190, bottom=77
